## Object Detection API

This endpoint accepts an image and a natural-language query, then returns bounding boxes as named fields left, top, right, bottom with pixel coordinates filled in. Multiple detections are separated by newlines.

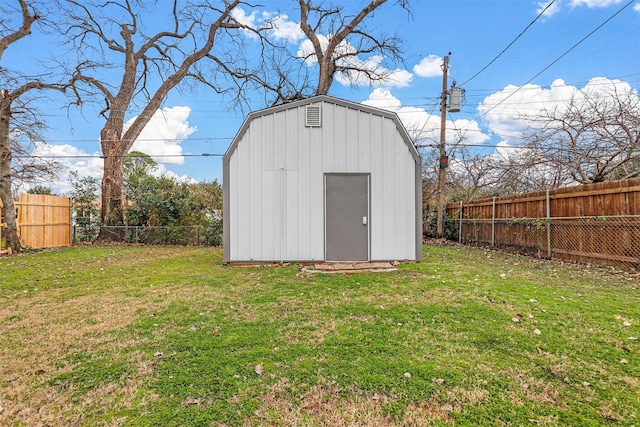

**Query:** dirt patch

left=302, top=262, right=399, bottom=274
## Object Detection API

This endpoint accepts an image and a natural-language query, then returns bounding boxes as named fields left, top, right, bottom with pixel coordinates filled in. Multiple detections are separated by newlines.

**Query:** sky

left=5, top=0, right=640, bottom=194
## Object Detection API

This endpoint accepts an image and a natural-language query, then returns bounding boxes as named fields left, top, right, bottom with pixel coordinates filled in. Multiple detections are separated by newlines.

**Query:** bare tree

left=9, top=126, right=63, bottom=192
left=517, top=85, right=640, bottom=185
left=414, top=124, right=482, bottom=215
left=63, top=0, right=259, bottom=232
left=298, top=0, right=410, bottom=95
left=252, top=0, right=411, bottom=104
left=0, top=0, right=77, bottom=253
left=447, top=147, right=502, bottom=201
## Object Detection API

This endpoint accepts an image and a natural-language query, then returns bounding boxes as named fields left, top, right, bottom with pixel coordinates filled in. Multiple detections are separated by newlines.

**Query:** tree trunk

left=0, top=101, right=21, bottom=253
left=94, top=122, right=128, bottom=242
left=100, top=149, right=124, bottom=226
left=97, top=97, right=129, bottom=227
left=316, top=57, right=334, bottom=95
left=94, top=151, right=127, bottom=242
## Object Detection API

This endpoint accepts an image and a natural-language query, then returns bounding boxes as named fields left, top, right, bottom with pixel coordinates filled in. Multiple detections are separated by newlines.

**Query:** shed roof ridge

left=224, top=95, right=420, bottom=164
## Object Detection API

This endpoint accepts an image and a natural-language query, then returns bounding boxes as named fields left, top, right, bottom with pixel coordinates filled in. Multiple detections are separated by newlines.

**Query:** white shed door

left=325, top=174, right=369, bottom=261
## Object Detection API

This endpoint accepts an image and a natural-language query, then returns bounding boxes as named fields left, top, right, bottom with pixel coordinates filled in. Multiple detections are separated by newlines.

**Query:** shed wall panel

left=226, top=98, right=419, bottom=262
left=369, top=116, right=416, bottom=260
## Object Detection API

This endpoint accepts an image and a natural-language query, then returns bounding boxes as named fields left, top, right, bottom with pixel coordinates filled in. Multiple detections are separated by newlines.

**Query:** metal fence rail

left=456, top=215, right=640, bottom=270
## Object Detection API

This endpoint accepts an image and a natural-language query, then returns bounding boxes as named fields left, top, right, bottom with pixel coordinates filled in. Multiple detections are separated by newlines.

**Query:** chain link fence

left=73, top=223, right=100, bottom=243
left=456, top=216, right=640, bottom=271
left=80, top=225, right=222, bottom=246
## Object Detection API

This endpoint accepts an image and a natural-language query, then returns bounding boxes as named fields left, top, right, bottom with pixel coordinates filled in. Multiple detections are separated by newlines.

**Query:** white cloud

left=380, top=68, right=413, bottom=88
left=267, top=13, right=305, bottom=43
left=581, top=76, right=634, bottom=96
left=29, top=141, right=196, bottom=196
left=231, top=8, right=260, bottom=39
left=536, top=0, right=634, bottom=18
left=232, top=8, right=304, bottom=43
left=160, top=168, right=198, bottom=184
left=362, top=88, right=403, bottom=110
left=363, top=88, right=490, bottom=146
left=125, top=106, right=197, bottom=165
left=30, top=142, right=103, bottom=195
left=570, top=0, right=626, bottom=7
left=478, top=79, right=575, bottom=141
left=297, top=35, right=327, bottom=65
left=334, top=55, right=413, bottom=88
left=413, top=55, right=443, bottom=78
left=495, top=140, right=516, bottom=160
left=23, top=106, right=197, bottom=195
left=537, top=1, right=561, bottom=18
left=478, top=77, right=637, bottom=143
left=231, top=8, right=257, bottom=27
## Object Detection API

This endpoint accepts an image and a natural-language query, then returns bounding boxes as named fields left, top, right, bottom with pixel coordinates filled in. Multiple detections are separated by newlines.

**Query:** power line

left=416, top=142, right=530, bottom=150
left=41, top=137, right=234, bottom=143
left=459, top=0, right=557, bottom=87
left=23, top=75, right=640, bottom=142
left=14, top=153, right=225, bottom=159
left=478, top=0, right=637, bottom=120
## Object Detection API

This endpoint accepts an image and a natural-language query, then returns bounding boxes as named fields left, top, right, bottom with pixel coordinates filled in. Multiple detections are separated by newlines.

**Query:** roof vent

left=305, top=105, right=321, bottom=127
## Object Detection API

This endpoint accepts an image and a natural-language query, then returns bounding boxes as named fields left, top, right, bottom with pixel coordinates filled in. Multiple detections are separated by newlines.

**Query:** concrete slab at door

left=325, top=174, right=369, bottom=261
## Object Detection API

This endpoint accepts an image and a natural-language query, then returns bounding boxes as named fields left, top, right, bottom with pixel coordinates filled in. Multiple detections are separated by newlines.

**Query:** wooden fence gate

left=1, top=194, right=72, bottom=250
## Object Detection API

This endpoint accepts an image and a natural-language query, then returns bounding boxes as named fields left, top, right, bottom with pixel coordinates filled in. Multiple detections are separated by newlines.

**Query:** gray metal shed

left=223, top=95, right=422, bottom=263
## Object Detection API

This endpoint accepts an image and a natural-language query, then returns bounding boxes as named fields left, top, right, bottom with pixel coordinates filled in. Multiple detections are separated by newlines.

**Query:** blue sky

left=6, top=0, right=640, bottom=193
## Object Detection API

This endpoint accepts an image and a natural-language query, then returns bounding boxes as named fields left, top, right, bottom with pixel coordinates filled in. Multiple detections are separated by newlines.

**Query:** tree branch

left=0, top=0, right=38, bottom=60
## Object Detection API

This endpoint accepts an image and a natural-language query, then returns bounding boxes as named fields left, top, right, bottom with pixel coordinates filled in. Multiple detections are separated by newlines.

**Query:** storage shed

left=223, top=95, right=422, bottom=263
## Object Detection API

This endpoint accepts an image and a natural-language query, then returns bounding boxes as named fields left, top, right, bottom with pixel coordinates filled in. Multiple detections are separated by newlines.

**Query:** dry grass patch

left=245, top=378, right=398, bottom=426
left=0, top=289, right=168, bottom=426
left=0, top=247, right=228, bottom=427
left=404, top=386, right=489, bottom=424
left=247, top=379, right=492, bottom=426
left=280, top=318, right=339, bottom=345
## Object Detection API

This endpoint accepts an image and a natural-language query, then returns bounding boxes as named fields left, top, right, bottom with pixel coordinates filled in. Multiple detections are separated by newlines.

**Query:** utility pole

left=436, top=53, right=450, bottom=239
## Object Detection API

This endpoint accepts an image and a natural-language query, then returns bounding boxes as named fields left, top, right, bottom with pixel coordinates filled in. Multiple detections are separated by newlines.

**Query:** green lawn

left=0, top=244, right=638, bottom=426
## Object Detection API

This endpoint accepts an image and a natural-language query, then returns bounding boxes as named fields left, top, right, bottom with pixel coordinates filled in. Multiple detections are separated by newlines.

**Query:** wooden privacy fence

left=446, top=178, right=640, bottom=270
left=1, top=194, right=72, bottom=250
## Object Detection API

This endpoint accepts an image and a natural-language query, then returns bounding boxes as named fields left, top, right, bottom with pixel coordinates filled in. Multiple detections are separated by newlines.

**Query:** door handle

left=362, top=216, right=368, bottom=225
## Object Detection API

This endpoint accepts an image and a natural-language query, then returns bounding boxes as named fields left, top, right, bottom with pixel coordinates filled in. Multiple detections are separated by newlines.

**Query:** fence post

left=491, top=196, right=496, bottom=247
left=546, top=190, right=552, bottom=259
left=473, top=218, right=477, bottom=243
left=458, top=200, right=463, bottom=243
